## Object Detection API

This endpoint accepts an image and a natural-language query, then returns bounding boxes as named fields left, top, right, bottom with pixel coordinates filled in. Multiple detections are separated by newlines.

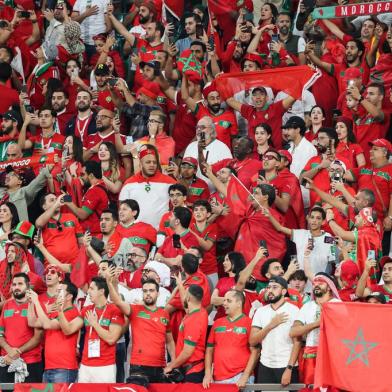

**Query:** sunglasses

left=45, top=269, right=59, bottom=275
left=263, top=155, right=279, bottom=161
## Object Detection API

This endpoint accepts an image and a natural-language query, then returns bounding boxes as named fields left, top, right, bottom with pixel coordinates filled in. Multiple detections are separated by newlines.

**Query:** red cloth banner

left=215, top=66, right=319, bottom=100
left=226, top=174, right=252, bottom=216
left=70, top=246, right=89, bottom=288
left=14, top=384, right=239, bottom=392
left=315, top=302, right=392, bottom=392
left=0, top=153, right=56, bottom=172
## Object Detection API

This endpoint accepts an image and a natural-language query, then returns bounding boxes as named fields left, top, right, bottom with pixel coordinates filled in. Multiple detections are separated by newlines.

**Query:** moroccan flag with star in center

left=176, top=49, right=203, bottom=79
left=70, top=245, right=89, bottom=288
left=315, top=302, right=392, bottom=392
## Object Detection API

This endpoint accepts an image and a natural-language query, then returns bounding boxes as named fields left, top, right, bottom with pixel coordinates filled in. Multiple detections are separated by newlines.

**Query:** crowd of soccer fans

left=0, top=0, right=391, bottom=388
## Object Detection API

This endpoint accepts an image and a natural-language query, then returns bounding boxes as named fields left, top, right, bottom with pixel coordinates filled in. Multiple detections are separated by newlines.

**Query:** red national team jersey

left=195, top=104, right=238, bottom=148
left=0, top=299, right=42, bottom=364
left=30, top=132, right=65, bottom=156
left=83, top=131, right=126, bottom=162
left=129, top=304, right=170, bottom=367
left=186, top=178, right=211, bottom=208
left=214, top=277, right=236, bottom=320
left=207, top=314, right=252, bottom=380
left=176, top=308, right=208, bottom=374
left=115, top=221, right=157, bottom=254
left=45, top=306, right=81, bottom=370
left=158, top=211, right=174, bottom=238
left=158, top=230, right=199, bottom=259
left=190, top=221, right=218, bottom=275
left=81, top=303, right=124, bottom=367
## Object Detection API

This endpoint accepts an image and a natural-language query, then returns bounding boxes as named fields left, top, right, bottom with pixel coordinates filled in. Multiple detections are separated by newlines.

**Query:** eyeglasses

left=263, top=155, right=279, bottom=161
left=45, top=269, right=58, bottom=276
left=169, top=193, right=184, bottom=198
left=96, top=115, right=113, bottom=120
left=148, top=119, right=162, bottom=124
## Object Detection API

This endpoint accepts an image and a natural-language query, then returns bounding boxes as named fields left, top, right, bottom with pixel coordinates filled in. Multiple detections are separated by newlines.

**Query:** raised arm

left=236, top=248, right=267, bottom=291
left=325, top=209, right=355, bottom=242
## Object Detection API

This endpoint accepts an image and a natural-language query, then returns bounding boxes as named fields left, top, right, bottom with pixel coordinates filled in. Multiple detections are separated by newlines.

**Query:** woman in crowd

left=254, top=123, right=274, bottom=159
left=305, top=105, right=325, bottom=143
left=0, top=202, right=20, bottom=260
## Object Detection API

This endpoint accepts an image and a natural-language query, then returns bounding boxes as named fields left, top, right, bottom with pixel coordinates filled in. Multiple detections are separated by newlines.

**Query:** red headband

left=139, top=147, right=156, bottom=160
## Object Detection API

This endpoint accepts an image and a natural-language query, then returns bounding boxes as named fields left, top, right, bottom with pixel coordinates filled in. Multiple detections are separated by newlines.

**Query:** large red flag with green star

left=315, top=302, right=392, bottom=392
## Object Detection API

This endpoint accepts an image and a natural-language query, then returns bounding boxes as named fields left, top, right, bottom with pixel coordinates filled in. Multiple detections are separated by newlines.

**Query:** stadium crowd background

left=0, top=0, right=391, bottom=389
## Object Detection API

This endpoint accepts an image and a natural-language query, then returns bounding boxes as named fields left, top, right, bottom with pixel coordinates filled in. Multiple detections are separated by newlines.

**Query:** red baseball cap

left=181, top=156, right=198, bottom=168
left=380, top=256, right=392, bottom=270
left=368, top=138, right=392, bottom=153
left=278, top=149, right=292, bottom=164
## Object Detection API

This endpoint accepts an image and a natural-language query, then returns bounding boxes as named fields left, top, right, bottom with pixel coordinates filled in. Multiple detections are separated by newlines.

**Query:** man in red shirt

left=300, top=127, right=351, bottom=207
left=108, top=275, right=175, bottom=383
left=156, top=207, right=199, bottom=268
left=0, top=63, right=19, bottom=113
left=115, top=199, right=157, bottom=254
left=178, top=157, right=210, bottom=207
left=51, top=88, right=74, bottom=135
left=227, top=87, right=295, bottom=149
left=0, top=273, right=43, bottom=382
left=58, top=276, right=124, bottom=382
left=164, top=284, right=208, bottom=383
left=212, top=137, right=263, bottom=190
left=346, top=138, right=392, bottom=229
left=36, top=193, right=84, bottom=265
left=64, top=160, right=109, bottom=235
left=204, top=289, right=258, bottom=388
left=190, top=199, right=218, bottom=288
left=181, top=78, right=238, bottom=149
left=27, top=280, right=80, bottom=383
left=38, top=265, right=64, bottom=312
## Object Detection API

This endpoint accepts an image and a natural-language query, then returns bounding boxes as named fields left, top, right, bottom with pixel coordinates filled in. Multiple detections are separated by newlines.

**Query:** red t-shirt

left=0, top=84, right=19, bottom=114
left=190, top=221, right=218, bottom=275
left=44, top=306, right=81, bottom=370
left=158, top=210, right=174, bottom=238
left=30, top=132, right=65, bottom=156
left=129, top=304, right=170, bottom=366
left=81, top=182, right=109, bottom=235
left=0, top=299, right=41, bottom=364
left=158, top=230, right=199, bottom=259
left=83, top=131, right=126, bottom=161
left=214, top=277, right=236, bottom=320
left=115, top=221, right=157, bottom=254
left=240, top=101, right=285, bottom=149
left=332, top=62, right=370, bottom=96
left=43, top=213, right=83, bottom=265
left=176, top=308, right=208, bottom=374
left=207, top=314, right=252, bottom=380
left=186, top=177, right=211, bottom=207
left=81, top=303, right=125, bottom=366
left=195, top=104, right=238, bottom=148
left=335, top=141, right=364, bottom=168
left=351, top=164, right=392, bottom=219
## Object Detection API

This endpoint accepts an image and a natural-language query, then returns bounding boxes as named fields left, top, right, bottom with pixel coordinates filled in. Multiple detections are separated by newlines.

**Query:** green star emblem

left=342, top=328, right=378, bottom=366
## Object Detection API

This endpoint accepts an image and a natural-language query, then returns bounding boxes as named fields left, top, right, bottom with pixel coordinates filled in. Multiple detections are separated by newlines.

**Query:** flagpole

left=231, top=173, right=264, bottom=210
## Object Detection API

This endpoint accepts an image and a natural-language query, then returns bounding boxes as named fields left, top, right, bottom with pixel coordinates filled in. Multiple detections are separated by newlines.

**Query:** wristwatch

left=286, top=365, right=294, bottom=370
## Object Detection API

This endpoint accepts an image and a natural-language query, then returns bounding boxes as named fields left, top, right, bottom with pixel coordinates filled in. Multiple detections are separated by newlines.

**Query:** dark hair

left=84, top=160, right=102, bottom=179
left=168, top=183, right=187, bottom=197
left=318, top=127, right=339, bottom=148
left=288, top=269, right=307, bottom=283
left=101, top=208, right=118, bottom=221
left=12, top=272, right=30, bottom=285
left=153, top=21, right=165, bottom=37
left=255, top=123, right=273, bottom=146
left=227, top=288, right=245, bottom=307
left=227, top=251, right=246, bottom=282
left=359, top=188, right=375, bottom=207
left=335, top=119, right=356, bottom=144
left=188, top=284, right=203, bottom=302
left=120, top=199, right=140, bottom=220
left=63, top=280, right=78, bottom=302
left=0, top=45, right=13, bottom=62
left=39, top=192, right=55, bottom=209
left=51, top=87, right=69, bottom=100
left=0, top=62, right=12, bottom=82
left=69, top=136, right=84, bottom=164
left=44, top=78, right=64, bottom=107
left=182, top=253, right=199, bottom=274
left=261, top=2, right=278, bottom=24
left=0, top=202, right=19, bottom=231
left=91, top=276, right=109, bottom=297
left=189, top=246, right=204, bottom=258
left=261, top=258, right=280, bottom=278
left=190, top=40, right=207, bottom=53
left=347, top=39, right=365, bottom=57
left=100, top=259, right=115, bottom=268
left=277, top=12, right=291, bottom=20
left=367, top=82, right=385, bottom=96
left=193, top=199, right=211, bottom=214
left=310, top=105, right=326, bottom=119
left=38, top=105, right=57, bottom=118
left=309, top=206, right=326, bottom=220
left=173, top=206, right=192, bottom=228
left=254, top=183, right=276, bottom=206
left=66, top=57, right=81, bottom=69
left=142, top=278, right=159, bottom=292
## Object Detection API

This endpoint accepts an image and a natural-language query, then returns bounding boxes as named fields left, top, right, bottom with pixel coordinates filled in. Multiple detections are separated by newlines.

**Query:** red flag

left=70, top=246, right=89, bottom=288
left=226, top=174, right=252, bottom=216
left=163, top=0, right=184, bottom=20
left=315, top=302, right=392, bottom=392
left=215, top=65, right=320, bottom=100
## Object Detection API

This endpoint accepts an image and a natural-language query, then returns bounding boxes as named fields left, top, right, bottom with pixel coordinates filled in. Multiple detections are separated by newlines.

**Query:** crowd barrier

left=0, top=383, right=307, bottom=391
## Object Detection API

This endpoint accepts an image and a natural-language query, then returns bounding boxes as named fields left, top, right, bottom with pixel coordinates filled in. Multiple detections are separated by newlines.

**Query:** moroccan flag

left=70, top=246, right=89, bottom=288
left=177, top=49, right=203, bottom=79
left=226, top=174, right=252, bottom=216
left=215, top=65, right=320, bottom=100
left=315, top=302, right=392, bottom=392
left=163, top=0, right=184, bottom=20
